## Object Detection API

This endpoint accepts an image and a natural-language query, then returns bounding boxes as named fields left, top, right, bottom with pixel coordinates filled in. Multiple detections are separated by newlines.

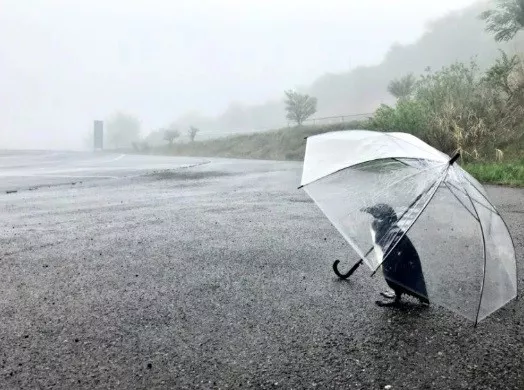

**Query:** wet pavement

left=0, top=151, right=522, bottom=389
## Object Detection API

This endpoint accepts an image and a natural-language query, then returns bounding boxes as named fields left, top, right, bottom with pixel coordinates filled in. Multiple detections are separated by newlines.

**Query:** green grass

left=463, top=161, right=524, bottom=187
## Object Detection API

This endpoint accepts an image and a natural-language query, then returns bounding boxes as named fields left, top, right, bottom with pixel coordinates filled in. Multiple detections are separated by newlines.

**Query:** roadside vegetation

left=463, top=160, right=524, bottom=187
left=104, top=0, right=524, bottom=186
left=137, top=49, right=524, bottom=186
left=142, top=121, right=366, bottom=161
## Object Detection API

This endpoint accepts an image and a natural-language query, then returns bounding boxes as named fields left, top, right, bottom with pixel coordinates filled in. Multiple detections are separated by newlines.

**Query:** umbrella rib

left=385, top=132, right=449, bottom=161
left=298, top=157, right=446, bottom=189
left=444, top=180, right=498, bottom=215
left=392, top=157, right=431, bottom=169
left=322, top=163, right=447, bottom=271
left=369, top=165, right=450, bottom=276
left=337, top=162, right=447, bottom=227
left=384, top=134, right=413, bottom=157
left=357, top=191, right=427, bottom=268
left=460, top=173, right=502, bottom=217
left=466, top=188, right=488, bottom=327
left=305, top=163, right=441, bottom=271
left=443, top=182, right=480, bottom=222
left=497, top=208, right=519, bottom=301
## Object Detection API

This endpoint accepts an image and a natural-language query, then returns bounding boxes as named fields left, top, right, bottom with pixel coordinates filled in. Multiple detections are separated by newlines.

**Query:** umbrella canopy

left=300, top=129, right=517, bottom=325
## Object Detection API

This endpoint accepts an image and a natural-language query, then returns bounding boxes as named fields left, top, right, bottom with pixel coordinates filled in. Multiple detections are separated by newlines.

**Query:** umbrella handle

left=332, top=258, right=364, bottom=279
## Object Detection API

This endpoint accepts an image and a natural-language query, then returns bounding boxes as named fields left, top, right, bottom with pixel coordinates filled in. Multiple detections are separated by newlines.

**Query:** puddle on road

left=143, top=170, right=236, bottom=181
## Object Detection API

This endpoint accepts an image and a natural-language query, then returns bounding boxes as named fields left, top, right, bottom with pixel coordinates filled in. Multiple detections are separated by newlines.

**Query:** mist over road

left=0, top=151, right=213, bottom=193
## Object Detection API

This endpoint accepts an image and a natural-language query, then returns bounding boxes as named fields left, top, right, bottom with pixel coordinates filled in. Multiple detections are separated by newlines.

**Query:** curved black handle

left=333, top=258, right=364, bottom=279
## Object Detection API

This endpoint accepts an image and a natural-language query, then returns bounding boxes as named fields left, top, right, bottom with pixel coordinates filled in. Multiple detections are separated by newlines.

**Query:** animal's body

left=363, top=203, right=429, bottom=306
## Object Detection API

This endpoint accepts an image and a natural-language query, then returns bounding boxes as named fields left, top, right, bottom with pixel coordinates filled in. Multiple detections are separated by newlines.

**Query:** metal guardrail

left=191, top=112, right=375, bottom=140
left=142, top=112, right=376, bottom=144
left=302, top=112, right=374, bottom=126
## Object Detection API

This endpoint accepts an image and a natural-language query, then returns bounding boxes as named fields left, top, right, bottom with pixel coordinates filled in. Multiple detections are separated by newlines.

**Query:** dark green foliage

left=480, top=0, right=524, bottom=41
left=368, top=100, right=428, bottom=139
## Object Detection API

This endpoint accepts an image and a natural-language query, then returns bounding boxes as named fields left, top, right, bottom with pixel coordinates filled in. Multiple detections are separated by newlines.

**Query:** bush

left=369, top=53, right=524, bottom=161
left=369, top=100, right=429, bottom=139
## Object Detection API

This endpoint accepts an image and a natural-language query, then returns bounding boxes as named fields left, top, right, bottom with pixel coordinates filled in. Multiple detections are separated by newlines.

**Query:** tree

left=106, top=112, right=141, bottom=149
left=284, top=90, right=317, bottom=126
left=483, top=49, right=521, bottom=95
left=387, top=73, right=416, bottom=100
left=188, top=126, right=199, bottom=142
left=480, top=0, right=524, bottom=42
left=163, top=129, right=180, bottom=145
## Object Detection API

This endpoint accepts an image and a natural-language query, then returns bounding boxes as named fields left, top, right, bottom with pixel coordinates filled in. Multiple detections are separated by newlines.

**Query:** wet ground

left=0, top=151, right=523, bottom=389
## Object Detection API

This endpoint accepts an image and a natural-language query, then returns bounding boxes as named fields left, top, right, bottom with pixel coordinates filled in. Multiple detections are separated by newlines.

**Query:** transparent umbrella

left=299, top=130, right=517, bottom=325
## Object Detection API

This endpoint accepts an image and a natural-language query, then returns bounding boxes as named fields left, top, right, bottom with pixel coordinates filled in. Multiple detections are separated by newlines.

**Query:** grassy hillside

left=146, top=121, right=367, bottom=161
left=127, top=122, right=524, bottom=187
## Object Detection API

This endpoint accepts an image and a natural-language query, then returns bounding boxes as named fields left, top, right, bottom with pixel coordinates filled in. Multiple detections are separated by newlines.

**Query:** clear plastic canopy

left=300, top=130, right=517, bottom=324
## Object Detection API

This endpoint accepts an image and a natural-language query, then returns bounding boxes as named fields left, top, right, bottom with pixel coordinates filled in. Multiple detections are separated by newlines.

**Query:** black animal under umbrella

left=299, top=130, right=517, bottom=326
left=360, top=203, right=429, bottom=307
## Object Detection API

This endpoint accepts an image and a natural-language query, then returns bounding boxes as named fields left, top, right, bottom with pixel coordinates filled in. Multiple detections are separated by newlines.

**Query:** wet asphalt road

left=0, top=151, right=523, bottom=389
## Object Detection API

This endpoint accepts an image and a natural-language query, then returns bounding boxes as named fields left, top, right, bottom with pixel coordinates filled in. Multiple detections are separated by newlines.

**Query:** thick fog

left=0, top=0, right=478, bottom=150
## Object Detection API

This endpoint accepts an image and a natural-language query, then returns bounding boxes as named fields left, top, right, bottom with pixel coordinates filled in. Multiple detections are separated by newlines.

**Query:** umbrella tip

left=449, top=152, right=460, bottom=165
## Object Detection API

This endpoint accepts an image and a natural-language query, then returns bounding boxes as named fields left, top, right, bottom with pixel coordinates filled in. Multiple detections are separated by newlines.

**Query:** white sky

left=0, top=0, right=479, bottom=149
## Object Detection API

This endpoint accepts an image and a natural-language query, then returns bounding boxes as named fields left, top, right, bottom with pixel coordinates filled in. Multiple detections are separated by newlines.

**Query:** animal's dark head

left=361, top=203, right=398, bottom=223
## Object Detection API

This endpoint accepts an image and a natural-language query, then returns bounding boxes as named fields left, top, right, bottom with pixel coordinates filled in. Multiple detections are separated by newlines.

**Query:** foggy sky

left=1, top=0, right=478, bottom=150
